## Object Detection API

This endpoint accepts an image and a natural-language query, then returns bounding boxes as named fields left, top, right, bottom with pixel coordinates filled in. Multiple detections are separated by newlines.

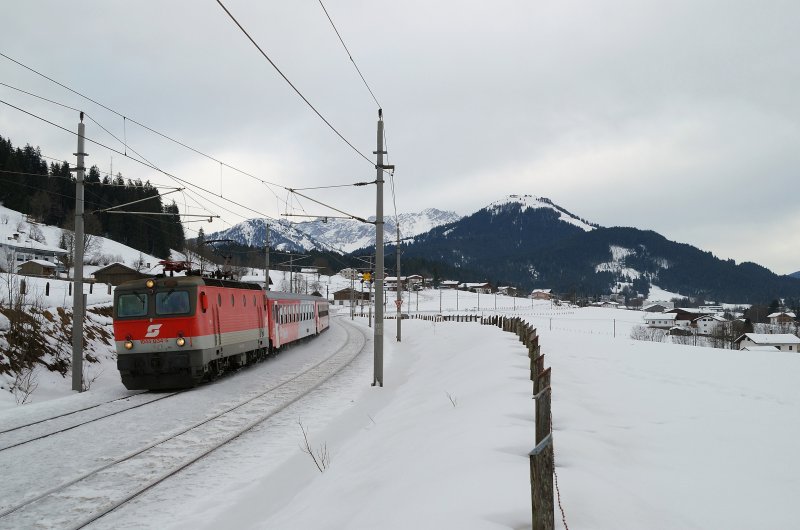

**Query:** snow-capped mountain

left=202, top=218, right=324, bottom=253
left=484, top=194, right=597, bottom=232
left=396, top=195, right=800, bottom=303
left=204, top=208, right=461, bottom=254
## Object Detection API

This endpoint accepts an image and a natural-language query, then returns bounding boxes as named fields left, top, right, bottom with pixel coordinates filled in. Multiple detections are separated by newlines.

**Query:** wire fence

left=412, top=313, right=566, bottom=529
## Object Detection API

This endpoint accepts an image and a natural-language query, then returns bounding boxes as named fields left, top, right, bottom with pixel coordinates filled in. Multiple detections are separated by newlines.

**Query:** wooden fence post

left=534, top=368, right=552, bottom=444
left=530, top=433, right=555, bottom=530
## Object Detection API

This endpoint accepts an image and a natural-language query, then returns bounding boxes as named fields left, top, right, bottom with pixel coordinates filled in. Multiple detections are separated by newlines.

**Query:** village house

left=439, top=280, right=459, bottom=290
left=768, top=312, right=796, bottom=326
left=460, top=282, right=492, bottom=294
left=497, top=286, right=518, bottom=297
left=665, top=308, right=714, bottom=328
left=692, top=314, right=729, bottom=336
left=530, top=288, right=552, bottom=300
left=92, top=262, right=149, bottom=286
left=385, top=275, right=424, bottom=291
left=644, top=313, right=678, bottom=329
left=1, top=232, right=67, bottom=270
left=17, top=259, right=57, bottom=277
left=332, top=287, right=370, bottom=304
left=734, top=333, right=800, bottom=352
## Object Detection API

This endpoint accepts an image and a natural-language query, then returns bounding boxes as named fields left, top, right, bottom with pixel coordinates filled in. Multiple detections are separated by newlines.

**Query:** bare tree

left=27, top=224, right=46, bottom=243
left=298, top=420, right=330, bottom=472
left=630, top=325, right=666, bottom=342
left=11, top=364, right=39, bottom=405
left=60, top=212, right=103, bottom=266
left=131, top=252, right=147, bottom=272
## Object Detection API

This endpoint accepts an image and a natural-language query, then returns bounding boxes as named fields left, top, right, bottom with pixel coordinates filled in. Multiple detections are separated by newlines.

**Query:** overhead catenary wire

left=0, top=79, right=376, bottom=226
left=316, top=0, right=381, bottom=109
left=214, top=1, right=376, bottom=168
left=1, top=57, right=380, bottom=254
left=0, top=53, right=288, bottom=198
left=0, top=97, right=285, bottom=223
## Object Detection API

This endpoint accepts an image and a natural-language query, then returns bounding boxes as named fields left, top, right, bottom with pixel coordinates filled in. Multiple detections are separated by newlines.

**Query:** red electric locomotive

left=113, top=272, right=329, bottom=390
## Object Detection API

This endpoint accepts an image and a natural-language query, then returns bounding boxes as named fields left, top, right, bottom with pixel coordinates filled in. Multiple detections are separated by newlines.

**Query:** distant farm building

left=92, top=262, right=149, bottom=286
left=17, top=259, right=57, bottom=277
left=333, top=287, right=370, bottom=303
left=644, top=313, right=678, bottom=329
left=734, top=333, right=800, bottom=352
left=530, top=289, right=552, bottom=300
left=768, top=312, right=796, bottom=326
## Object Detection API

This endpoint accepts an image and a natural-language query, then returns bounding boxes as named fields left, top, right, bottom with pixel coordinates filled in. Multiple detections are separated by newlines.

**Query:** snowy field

left=0, top=290, right=797, bottom=528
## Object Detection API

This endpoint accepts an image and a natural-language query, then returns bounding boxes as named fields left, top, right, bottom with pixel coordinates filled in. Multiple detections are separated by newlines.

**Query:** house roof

left=734, top=333, right=800, bottom=345
left=767, top=312, right=796, bottom=318
left=18, top=259, right=57, bottom=268
left=645, top=313, right=677, bottom=321
left=1, top=238, right=67, bottom=255
left=532, top=288, right=552, bottom=294
left=441, top=280, right=459, bottom=285
left=741, top=345, right=781, bottom=352
left=92, top=262, right=139, bottom=275
left=692, top=315, right=728, bottom=322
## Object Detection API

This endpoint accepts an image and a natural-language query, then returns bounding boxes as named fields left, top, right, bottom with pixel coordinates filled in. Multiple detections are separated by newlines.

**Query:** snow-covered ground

left=0, top=291, right=797, bottom=528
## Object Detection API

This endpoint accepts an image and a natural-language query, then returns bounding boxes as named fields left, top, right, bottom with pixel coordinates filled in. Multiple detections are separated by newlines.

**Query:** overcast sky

left=2, top=1, right=799, bottom=273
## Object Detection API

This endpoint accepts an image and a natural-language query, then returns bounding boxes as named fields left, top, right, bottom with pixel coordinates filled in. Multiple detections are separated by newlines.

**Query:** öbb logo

left=145, top=324, right=162, bottom=338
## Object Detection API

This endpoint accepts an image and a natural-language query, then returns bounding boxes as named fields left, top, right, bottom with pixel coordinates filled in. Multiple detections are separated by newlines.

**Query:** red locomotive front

left=113, top=275, right=267, bottom=389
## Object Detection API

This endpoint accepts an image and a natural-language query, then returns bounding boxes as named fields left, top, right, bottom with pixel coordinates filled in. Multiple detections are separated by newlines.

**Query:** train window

left=155, top=291, right=191, bottom=315
left=117, top=293, right=148, bottom=317
left=218, top=294, right=222, bottom=306
left=200, top=292, right=208, bottom=313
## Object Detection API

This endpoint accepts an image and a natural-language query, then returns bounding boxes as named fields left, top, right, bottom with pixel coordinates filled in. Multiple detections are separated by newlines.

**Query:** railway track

left=0, top=317, right=368, bottom=529
left=0, top=391, right=179, bottom=452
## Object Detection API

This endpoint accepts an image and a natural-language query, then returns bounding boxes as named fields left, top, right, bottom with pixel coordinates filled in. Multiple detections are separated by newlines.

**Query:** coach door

left=211, top=303, right=221, bottom=349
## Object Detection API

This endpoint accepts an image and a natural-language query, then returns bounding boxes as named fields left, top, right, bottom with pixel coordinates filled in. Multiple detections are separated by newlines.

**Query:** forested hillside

left=0, top=134, right=184, bottom=258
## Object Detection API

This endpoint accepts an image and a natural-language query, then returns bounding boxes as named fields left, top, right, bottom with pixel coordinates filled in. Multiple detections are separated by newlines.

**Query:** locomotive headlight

left=145, top=279, right=155, bottom=289
left=124, top=340, right=134, bottom=350
left=176, top=336, right=186, bottom=347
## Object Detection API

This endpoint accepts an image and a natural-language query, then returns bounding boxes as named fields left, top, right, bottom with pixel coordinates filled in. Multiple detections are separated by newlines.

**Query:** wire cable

left=0, top=79, right=373, bottom=226
left=316, top=0, right=381, bottom=109
left=0, top=52, right=287, bottom=195
left=215, top=0, right=375, bottom=167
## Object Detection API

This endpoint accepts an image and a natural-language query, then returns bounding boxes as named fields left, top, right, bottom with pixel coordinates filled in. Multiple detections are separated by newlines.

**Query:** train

left=112, top=269, right=330, bottom=390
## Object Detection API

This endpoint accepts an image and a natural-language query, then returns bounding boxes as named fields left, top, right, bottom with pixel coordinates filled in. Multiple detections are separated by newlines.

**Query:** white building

left=734, top=333, right=800, bottom=352
left=693, top=315, right=728, bottom=336
left=644, top=313, right=678, bottom=329
left=767, top=312, right=796, bottom=326
left=0, top=233, right=67, bottom=272
left=460, top=282, right=492, bottom=294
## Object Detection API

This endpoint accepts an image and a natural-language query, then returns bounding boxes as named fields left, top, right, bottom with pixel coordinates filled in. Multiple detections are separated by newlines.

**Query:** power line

left=0, top=64, right=379, bottom=253
left=0, top=53, right=287, bottom=196
left=0, top=81, right=81, bottom=113
left=0, top=97, right=283, bottom=222
left=0, top=78, right=375, bottom=226
left=215, top=0, right=375, bottom=167
left=316, top=0, right=381, bottom=109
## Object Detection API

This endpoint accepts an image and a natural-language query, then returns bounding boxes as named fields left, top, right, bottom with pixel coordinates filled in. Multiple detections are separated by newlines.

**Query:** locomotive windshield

left=155, top=290, right=191, bottom=315
left=117, top=293, right=148, bottom=318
